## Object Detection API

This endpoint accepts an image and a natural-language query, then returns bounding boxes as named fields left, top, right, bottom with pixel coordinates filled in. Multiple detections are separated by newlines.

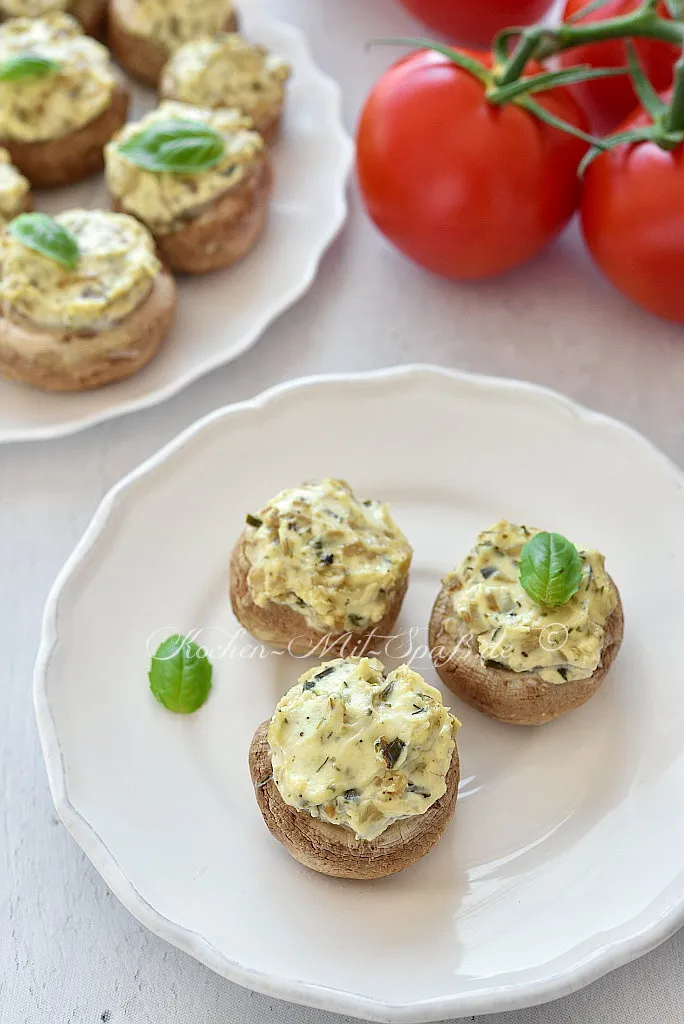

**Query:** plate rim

left=33, top=364, right=684, bottom=1023
left=0, top=7, right=354, bottom=446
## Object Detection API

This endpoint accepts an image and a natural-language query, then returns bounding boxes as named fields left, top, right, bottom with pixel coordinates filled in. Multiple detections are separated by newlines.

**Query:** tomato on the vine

left=356, top=49, right=589, bottom=280
left=397, top=0, right=555, bottom=47
left=581, top=97, right=684, bottom=323
left=560, top=0, right=678, bottom=132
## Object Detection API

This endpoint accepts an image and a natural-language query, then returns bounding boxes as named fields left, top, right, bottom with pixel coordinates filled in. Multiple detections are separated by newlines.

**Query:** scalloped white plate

left=35, top=367, right=684, bottom=1022
left=0, top=2, right=352, bottom=443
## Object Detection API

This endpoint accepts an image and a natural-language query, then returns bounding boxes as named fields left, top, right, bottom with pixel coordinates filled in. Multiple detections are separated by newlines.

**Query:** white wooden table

left=2, top=2, right=683, bottom=1021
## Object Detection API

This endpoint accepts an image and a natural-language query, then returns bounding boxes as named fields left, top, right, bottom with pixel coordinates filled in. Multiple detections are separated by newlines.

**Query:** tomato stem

left=666, top=50, right=684, bottom=131
left=577, top=124, right=660, bottom=175
left=366, top=37, right=491, bottom=85
left=488, top=64, right=631, bottom=106
left=517, top=96, right=608, bottom=146
left=566, top=0, right=618, bottom=23
left=625, top=39, right=668, bottom=118
left=535, top=6, right=684, bottom=59
left=495, top=1, right=684, bottom=87
left=497, top=29, right=542, bottom=85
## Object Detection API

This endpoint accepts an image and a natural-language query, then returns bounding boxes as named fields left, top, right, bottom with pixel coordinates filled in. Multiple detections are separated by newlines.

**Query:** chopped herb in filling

left=268, top=657, right=459, bottom=841
left=443, top=520, right=618, bottom=685
left=244, top=478, right=412, bottom=634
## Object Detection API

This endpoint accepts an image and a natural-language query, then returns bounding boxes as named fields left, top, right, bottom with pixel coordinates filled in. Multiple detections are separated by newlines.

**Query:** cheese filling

left=105, top=100, right=264, bottom=234
left=0, top=147, right=28, bottom=226
left=0, top=0, right=69, bottom=16
left=244, top=478, right=413, bottom=634
left=442, top=520, right=618, bottom=685
left=0, top=14, right=115, bottom=143
left=0, top=209, right=161, bottom=330
left=161, top=33, right=291, bottom=129
left=268, top=658, right=459, bottom=842
left=114, top=0, right=233, bottom=52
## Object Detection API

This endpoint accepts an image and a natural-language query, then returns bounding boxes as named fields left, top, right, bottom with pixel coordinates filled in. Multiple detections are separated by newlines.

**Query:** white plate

left=34, top=366, right=684, bottom=1023
left=0, top=3, right=352, bottom=444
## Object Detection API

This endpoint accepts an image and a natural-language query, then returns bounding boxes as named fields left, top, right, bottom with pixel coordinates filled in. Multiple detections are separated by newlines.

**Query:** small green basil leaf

left=118, top=118, right=226, bottom=173
left=8, top=212, right=79, bottom=270
left=149, top=634, right=213, bottom=714
left=519, top=532, right=583, bottom=608
left=0, top=51, right=61, bottom=82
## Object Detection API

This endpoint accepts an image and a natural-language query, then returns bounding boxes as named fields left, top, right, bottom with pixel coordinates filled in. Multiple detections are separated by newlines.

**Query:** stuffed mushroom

left=429, top=521, right=624, bottom=725
left=231, top=478, right=413, bottom=656
left=105, top=100, right=271, bottom=274
left=0, top=0, right=107, bottom=37
left=0, top=208, right=176, bottom=391
left=108, top=0, right=238, bottom=87
left=160, top=32, right=291, bottom=143
left=0, top=13, right=129, bottom=186
left=250, top=657, right=461, bottom=879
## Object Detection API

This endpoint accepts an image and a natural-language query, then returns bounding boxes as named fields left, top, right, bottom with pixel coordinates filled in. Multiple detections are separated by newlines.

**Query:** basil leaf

left=118, top=118, right=226, bottom=173
left=0, top=51, right=61, bottom=82
left=519, top=532, right=583, bottom=608
left=8, top=212, right=79, bottom=270
left=149, top=634, right=213, bottom=714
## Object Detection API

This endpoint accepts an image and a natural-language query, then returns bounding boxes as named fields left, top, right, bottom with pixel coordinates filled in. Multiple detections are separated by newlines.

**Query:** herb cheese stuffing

left=0, top=0, right=69, bottom=16
left=442, top=520, right=618, bottom=684
left=269, top=657, right=459, bottom=842
left=106, top=101, right=263, bottom=234
left=0, top=14, right=115, bottom=142
left=113, top=0, right=234, bottom=52
left=244, top=478, right=413, bottom=634
left=161, top=33, right=291, bottom=129
left=0, top=209, right=160, bottom=329
left=0, top=147, right=27, bottom=226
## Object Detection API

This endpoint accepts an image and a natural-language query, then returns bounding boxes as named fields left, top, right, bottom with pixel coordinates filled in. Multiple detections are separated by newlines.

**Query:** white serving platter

left=0, top=1, right=353, bottom=443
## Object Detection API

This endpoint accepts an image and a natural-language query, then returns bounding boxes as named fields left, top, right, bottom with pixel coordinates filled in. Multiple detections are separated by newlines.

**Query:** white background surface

left=2, top=1, right=684, bottom=1023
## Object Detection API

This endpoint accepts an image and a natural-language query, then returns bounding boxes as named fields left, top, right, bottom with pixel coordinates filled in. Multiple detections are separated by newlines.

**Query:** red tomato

left=398, top=0, right=555, bottom=46
left=581, top=98, right=684, bottom=323
left=356, top=49, right=589, bottom=280
left=560, top=0, right=678, bottom=133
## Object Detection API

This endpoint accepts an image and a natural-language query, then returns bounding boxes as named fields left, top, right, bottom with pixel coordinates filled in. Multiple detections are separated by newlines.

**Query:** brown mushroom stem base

left=70, top=0, right=108, bottom=37
left=257, top=110, right=283, bottom=147
left=249, top=720, right=460, bottom=879
left=428, top=580, right=624, bottom=726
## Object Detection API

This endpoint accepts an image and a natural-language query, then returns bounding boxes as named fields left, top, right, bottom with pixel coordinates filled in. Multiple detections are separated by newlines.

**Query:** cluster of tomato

left=356, top=0, right=684, bottom=323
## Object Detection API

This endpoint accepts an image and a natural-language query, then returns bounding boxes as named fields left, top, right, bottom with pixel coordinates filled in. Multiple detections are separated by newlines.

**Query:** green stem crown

left=371, top=0, right=684, bottom=163
left=496, top=0, right=684, bottom=80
